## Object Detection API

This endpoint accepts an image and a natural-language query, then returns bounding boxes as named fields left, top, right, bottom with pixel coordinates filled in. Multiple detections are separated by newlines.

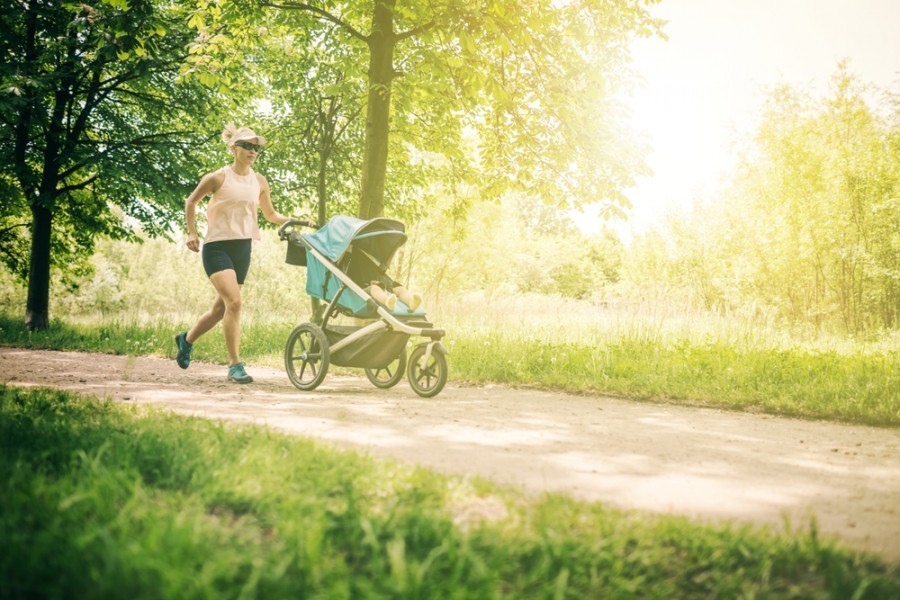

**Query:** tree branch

left=396, top=19, right=434, bottom=41
left=257, top=1, right=369, bottom=44
left=0, top=222, right=31, bottom=237
left=57, top=174, right=99, bottom=194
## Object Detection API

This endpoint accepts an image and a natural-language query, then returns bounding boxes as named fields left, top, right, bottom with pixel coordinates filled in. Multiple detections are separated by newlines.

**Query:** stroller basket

left=285, top=234, right=307, bottom=266
left=325, top=326, right=409, bottom=368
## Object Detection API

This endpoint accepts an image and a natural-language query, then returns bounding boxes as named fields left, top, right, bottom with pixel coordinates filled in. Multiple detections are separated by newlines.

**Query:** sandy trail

left=2, top=347, right=898, bottom=562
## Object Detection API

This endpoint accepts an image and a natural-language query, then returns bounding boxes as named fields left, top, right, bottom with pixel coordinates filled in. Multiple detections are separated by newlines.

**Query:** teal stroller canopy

left=302, top=215, right=422, bottom=318
left=303, top=215, right=406, bottom=265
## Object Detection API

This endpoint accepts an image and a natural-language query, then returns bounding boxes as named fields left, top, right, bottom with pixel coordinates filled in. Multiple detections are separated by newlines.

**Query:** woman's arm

left=257, top=173, right=314, bottom=226
left=184, top=171, right=223, bottom=252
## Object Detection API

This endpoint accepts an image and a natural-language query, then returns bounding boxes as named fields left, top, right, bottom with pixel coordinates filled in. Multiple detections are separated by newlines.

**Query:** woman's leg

left=185, top=293, right=226, bottom=345
left=206, top=269, right=243, bottom=366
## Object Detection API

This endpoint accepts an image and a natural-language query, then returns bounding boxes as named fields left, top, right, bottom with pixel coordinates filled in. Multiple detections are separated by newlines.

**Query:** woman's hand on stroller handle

left=278, top=217, right=318, bottom=239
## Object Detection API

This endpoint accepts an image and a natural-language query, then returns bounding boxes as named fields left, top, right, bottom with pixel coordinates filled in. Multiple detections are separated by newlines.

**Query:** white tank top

left=204, top=165, right=261, bottom=243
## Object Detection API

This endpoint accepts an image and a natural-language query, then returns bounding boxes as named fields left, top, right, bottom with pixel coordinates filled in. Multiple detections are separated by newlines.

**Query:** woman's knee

left=223, top=295, right=242, bottom=314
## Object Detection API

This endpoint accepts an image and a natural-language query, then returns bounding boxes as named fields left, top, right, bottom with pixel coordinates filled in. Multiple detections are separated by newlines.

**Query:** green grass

left=2, top=384, right=897, bottom=599
left=446, top=327, right=899, bottom=426
left=1, top=309, right=897, bottom=427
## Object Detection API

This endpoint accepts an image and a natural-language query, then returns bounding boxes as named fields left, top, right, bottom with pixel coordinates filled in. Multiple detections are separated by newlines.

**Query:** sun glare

left=576, top=0, right=900, bottom=239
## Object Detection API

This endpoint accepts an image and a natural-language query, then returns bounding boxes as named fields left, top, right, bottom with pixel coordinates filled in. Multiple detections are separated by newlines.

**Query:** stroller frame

left=278, top=217, right=448, bottom=397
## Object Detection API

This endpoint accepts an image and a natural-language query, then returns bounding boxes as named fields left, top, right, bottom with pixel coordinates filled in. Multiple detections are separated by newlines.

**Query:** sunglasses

left=234, top=140, right=263, bottom=152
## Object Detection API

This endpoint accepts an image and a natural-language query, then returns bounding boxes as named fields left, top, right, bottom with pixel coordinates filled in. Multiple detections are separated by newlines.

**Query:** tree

left=623, top=64, right=900, bottom=331
left=256, top=23, right=367, bottom=224
left=188, top=0, right=662, bottom=220
left=0, top=0, right=218, bottom=329
left=743, top=66, right=900, bottom=331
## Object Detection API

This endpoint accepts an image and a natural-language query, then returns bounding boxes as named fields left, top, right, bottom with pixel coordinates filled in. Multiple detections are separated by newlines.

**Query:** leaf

left=459, top=30, right=475, bottom=54
left=187, top=12, right=205, bottom=30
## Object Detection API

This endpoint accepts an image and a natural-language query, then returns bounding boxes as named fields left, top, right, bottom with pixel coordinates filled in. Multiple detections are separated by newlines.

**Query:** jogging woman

left=175, top=123, right=313, bottom=383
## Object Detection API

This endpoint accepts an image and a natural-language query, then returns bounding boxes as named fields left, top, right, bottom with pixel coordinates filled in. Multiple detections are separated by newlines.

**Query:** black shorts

left=202, top=239, right=252, bottom=284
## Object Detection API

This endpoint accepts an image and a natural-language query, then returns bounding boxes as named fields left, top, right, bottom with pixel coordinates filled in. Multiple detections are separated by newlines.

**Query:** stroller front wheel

left=285, top=323, right=330, bottom=391
left=407, top=344, right=448, bottom=398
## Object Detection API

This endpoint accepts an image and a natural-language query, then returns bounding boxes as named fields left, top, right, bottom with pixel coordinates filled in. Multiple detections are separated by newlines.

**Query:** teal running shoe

left=228, top=362, right=253, bottom=384
left=174, top=332, right=192, bottom=369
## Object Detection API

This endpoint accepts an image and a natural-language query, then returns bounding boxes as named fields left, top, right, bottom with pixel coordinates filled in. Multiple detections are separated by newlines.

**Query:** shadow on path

left=3, top=347, right=898, bottom=561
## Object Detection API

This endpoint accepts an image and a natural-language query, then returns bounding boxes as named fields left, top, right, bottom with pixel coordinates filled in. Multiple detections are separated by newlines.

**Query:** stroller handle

left=278, top=218, right=318, bottom=240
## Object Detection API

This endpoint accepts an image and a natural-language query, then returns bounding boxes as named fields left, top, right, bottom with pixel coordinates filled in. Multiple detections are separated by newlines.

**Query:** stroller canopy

left=303, top=215, right=406, bottom=266
left=300, top=215, right=424, bottom=318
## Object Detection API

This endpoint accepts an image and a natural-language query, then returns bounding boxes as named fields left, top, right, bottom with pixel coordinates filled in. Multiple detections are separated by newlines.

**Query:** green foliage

left=622, top=65, right=900, bottom=333
left=745, top=67, right=900, bottom=331
left=405, top=193, right=623, bottom=301
left=0, top=0, right=214, bottom=252
left=2, top=385, right=897, bottom=598
left=185, top=0, right=662, bottom=221
left=0, top=0, right=225, bottom=326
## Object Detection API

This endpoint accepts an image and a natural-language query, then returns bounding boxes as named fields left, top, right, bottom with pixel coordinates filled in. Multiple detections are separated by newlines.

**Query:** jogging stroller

left=278, top=215, right=448, bottom=398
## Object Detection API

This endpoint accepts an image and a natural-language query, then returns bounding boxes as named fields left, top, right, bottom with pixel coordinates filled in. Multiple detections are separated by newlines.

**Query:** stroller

left=278, top=215, right=448, bottom=398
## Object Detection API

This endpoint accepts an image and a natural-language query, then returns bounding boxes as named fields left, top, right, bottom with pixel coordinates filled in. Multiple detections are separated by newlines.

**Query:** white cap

left=227, top=126, right=267, bottom=147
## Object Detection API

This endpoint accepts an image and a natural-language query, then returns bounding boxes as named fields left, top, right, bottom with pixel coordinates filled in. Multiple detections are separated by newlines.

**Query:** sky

left=578, top=0, right=900, bottom=237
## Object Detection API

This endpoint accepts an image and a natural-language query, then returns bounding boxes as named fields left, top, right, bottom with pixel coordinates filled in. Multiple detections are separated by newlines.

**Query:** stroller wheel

left=365, top=349, right=407, bottom=389
left=285, top=323, right=330, bottom=391
left=407, top=344, right=448, bottom=398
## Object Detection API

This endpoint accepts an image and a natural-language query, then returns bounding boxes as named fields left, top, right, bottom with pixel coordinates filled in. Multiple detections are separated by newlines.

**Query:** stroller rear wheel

left=407, top=344, right=448, bottom=398
left=365, top=348, right=407, bottom=389
left=285, top=323, right=330, bottom=391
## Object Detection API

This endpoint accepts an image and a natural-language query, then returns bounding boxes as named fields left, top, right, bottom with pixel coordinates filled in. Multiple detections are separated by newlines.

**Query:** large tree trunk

left=357, top=0, right=395, bottom=220
left=25, top=202, right=52, bottom=330
left=24, top=60, right=69, bottom=331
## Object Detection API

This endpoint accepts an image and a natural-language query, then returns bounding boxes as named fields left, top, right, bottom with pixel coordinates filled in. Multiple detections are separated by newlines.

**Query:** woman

left=175, top=123, right=313, bottom=383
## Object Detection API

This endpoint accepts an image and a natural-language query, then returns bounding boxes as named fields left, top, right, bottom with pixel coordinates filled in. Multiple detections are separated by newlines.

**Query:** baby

left=367, top=281, right=422, bottom=312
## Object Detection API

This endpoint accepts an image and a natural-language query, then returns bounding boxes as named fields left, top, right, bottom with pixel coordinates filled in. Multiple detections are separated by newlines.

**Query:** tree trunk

left=25, top=202, right=52, bottom=330
left=358, top=0, right=395, bottom=220
left=24, top=47, right=71, bottom=330
left=316, top=101, right=330, bottom=226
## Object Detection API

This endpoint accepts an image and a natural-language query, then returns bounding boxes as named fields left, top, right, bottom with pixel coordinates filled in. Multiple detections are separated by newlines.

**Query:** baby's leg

left=392, top=285, right=422, bottom=311
left=368, top=282, right=397, bottom=310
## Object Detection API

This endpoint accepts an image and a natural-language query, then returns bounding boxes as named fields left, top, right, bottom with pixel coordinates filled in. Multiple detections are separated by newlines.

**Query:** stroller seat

left=301, top=217, right=426, bottom=318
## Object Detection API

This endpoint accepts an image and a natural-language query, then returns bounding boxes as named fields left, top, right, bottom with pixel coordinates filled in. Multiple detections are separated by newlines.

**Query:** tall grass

left=437, top=293, right=900, bottom=426
left=1, top=292, right=897, bottom=427
left=1, top=231, right=896, bottom=426
left=2, top=385, right=897, bottom=598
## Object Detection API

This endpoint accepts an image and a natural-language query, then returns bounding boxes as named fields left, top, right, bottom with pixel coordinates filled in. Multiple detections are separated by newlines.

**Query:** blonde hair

left=221, top=122, right=257, bottom=145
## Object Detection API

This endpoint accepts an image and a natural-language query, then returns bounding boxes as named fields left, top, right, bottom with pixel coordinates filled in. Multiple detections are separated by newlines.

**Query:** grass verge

left=1, top=313, right=897, bottom=427
left=2, top=384, right=897, bottom=598
left=448, top=328, right=900, bottom=426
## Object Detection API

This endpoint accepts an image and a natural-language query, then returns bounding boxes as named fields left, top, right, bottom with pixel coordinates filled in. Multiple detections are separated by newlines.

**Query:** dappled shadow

left=2, top=347, right=898, bottom=561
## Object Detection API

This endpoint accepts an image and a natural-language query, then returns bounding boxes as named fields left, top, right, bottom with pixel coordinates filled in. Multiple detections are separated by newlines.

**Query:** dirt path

left=2, top=347, right=898, bottom=562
